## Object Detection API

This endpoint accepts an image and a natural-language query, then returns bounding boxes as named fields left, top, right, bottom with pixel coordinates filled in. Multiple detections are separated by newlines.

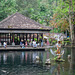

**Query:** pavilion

left=0, top=12, right=51, bottom=46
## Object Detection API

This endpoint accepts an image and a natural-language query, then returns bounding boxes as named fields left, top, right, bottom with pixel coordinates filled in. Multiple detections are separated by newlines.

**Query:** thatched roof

left=0, top=12, right=51, bottom=30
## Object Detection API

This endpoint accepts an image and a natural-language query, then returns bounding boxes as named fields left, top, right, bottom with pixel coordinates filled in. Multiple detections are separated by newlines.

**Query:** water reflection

left=0, top=48, right=75, bottom=75
left=3, top=53, right=7, bottom=64
left=21, top=52, right=24, bottom=63
left=0, top=51, right=44, bottom=65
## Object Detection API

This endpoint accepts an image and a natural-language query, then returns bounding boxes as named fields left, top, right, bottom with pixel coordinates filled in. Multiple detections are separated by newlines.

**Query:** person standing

left=56, top=41, right=61, bottom=54
left=33, top=40, right=37, bottom=47
left=55, top=38, right=62, bottom=59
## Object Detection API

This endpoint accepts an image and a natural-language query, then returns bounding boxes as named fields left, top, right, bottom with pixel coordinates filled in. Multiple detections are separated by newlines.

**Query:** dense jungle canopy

left=0, top=0, right=75, bottom=45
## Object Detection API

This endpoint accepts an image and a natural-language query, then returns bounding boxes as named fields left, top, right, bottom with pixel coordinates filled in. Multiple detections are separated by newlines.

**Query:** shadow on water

left=0, top=47, right=75, bottom=75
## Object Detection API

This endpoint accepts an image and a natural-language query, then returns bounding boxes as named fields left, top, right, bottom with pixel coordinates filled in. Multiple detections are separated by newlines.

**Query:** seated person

left=25, top=41, right=27, bottom=47
left=20, top=41, right=22, bottom=47
left=33, top=40, right=37, bottom=47
left=22, top=43, right=25, bottom=48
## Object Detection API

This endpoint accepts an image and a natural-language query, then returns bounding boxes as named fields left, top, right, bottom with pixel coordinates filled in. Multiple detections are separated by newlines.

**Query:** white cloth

left=3, top=42, right=6, bottom=47
left=33, top=41, right=36, bottom=45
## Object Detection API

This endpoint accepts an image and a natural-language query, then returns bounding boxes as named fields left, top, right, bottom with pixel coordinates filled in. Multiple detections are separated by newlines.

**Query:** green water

left=0, top=47, right=75, bottom=75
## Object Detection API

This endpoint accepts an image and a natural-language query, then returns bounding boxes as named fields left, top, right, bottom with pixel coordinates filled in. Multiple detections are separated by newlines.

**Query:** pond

left=0, top=47, right=75, bottom=75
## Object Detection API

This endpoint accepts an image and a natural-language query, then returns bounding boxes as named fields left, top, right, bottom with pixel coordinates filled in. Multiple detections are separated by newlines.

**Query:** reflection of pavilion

left=3, top=53, right=7, bottom=64
left=0, top=51, right=44, bottom=65
left=0, top=12, right=51, bottom=45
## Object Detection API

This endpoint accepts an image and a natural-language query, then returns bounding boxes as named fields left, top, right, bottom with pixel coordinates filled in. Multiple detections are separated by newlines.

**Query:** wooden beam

left=0, top=30, right=50, bottom=33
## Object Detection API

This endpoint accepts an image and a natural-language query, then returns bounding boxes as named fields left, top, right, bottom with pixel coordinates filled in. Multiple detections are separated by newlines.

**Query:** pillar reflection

left=3, top=53, right=7, bottom=64
left=25, top=52, right=28, bottom=62
left=21, top=52, right=25, bottom=63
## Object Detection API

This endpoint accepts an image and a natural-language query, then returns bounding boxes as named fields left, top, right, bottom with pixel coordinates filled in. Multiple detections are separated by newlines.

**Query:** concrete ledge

left=0, top=47, right=46, bottom=51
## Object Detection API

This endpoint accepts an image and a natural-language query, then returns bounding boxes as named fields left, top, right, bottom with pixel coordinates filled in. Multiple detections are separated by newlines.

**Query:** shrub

left=52, top=40, right=57, bottom=45
left=64, top=41, right=71, bottom=45
left=49, top=38, right=51, bottom=43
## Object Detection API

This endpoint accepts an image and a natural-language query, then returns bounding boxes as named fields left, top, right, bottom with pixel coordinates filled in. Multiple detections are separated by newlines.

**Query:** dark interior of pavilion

left=0, top=33, right=43, bottom=45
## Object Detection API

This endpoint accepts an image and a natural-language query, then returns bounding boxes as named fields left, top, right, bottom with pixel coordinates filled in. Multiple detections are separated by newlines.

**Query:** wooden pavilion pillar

left=12, top=33, right=15, bottom=46
left=5, top=34, right=6, bottom=41
left=33, top=34, right=34, bottom=41
left=10, top=33, right=12, bottom=44
left=41, top=33, right=43, bottom=40
left=13, top=34, right=14, bottom=42
left=37, top=33, right=38, bottom=43
left=11, top=33, right=13, bottom=44
left=26, top=33, right=27, bottom=41
left=18, top=33, right=20, bottom=44
left=17, top=34, right=18, bottom=44
left=29, top=34, right=31, bottom=42
left=17, top=33, right=20, bottom=45
left=9, top=33, right=10, bottom=45
left=3, top=33, right=4, bottom=42
left=23, top=33, right=24, bottom=41
left=20, top=33, right=21, bottom=41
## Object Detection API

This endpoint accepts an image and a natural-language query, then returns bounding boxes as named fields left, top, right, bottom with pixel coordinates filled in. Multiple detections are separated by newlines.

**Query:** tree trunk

left=72, top=24, right=75, bottom=46
left=69, top=0, right=75, bottom=46
left=71, top=0, right=75, bottom=46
